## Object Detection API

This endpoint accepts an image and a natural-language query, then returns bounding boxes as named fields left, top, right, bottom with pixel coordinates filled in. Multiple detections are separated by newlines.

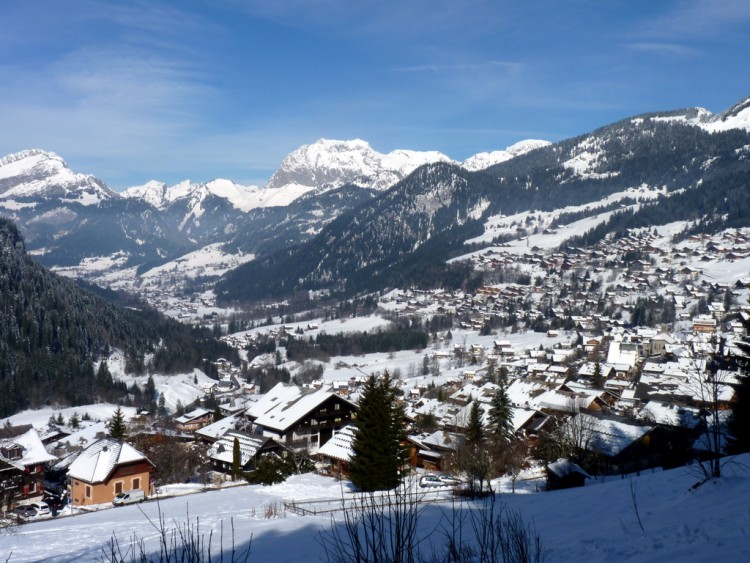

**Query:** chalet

left=407, top=430, right=463, bottom=472
left=0, top=427, right=56, bottom=511
left=316, top=424, right=356, bottom=479
left=207, top=430, right=281, bottom=474
left=174, top=408, right=214, bottom=433
left=67, top=438, right=154, bottom=506
left=244, top=383, right=357, bottom=453
left=546, top=459, right=590, bottom=490
left=570, top=412, right=655, bottom=475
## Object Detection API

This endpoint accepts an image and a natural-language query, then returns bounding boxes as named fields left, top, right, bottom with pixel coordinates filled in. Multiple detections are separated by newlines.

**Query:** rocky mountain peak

left=0, top=148, right=114, bottom=202
left=265, top=138, right=453, bottom=191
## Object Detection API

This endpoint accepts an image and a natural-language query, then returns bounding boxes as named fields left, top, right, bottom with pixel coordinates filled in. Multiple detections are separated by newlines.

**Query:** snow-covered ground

left=3, top=456, right=749, bottom=562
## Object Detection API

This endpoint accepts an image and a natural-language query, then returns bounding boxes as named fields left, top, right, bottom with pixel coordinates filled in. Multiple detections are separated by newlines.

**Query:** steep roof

left=316, top=425, right=356, bottom=462
left=0, top=428, right=56, bottom=469
left=207, top=431, right=272, bottom=466
left=246, top=383, right=354, bottom=432
left=67, top=438, right=152, bottom=484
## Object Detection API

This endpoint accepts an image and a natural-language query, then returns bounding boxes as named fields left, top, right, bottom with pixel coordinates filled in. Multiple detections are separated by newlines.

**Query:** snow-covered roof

left=195, top=414, right=240, bottom=441
left=416, top=430, right=463, bottom=452
left=246, top=383, right=353, bottom=432
left=67, top=438, right=152, bottom=484
left=638, top=401, right=701, bottom=429
left=571, top=414, right=653, bottom=458
left=316, top=425, right=356, bottom=462
left=207, top=431, right=271, bottom=466
left=606, top=340, right=639, bottom=368
left=511, top=407, right=542, bottom=432
left=547, top=458, right=591, bottom=479
left=0, top=428, right=56, bottom=469
left=175, top=407, right=212, bottom=425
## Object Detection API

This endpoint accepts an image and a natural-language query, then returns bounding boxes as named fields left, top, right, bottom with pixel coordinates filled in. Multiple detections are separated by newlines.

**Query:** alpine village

left=2, top=96, right=750, bottom=562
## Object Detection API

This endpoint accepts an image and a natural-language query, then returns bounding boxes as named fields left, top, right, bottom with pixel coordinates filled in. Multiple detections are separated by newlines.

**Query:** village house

left=546, top=459, right=590, bottom=490
left=407, top=430, right=463, bottom=472
left=174, top=407, right=214, bottom=433
left=244, top=383, right=357, bottom=453
left=316, top=424, right=356, bottom=479
left=67, top=438, right=154, bottom=507
left=0, top=426, right=56, bottom=511
left=206, top=430, right=281, bottom=474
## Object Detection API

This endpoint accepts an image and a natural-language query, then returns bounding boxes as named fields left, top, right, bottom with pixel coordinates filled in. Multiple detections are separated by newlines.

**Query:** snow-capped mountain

left=218, top=98, right=750, bottom=303
left=0, top=149, right=115, bottom=205
left=4, top=93, right=750, bottom=305
left=701, top=95, right=750, bottom=132
left=265, top=138, right=455, bottom=192
left=461, top=139, right=551, bottom=171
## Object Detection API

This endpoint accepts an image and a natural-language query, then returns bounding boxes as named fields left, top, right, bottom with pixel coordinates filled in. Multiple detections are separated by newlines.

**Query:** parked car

left=12, top=505, right=38, bottom=519
left=419, top=473, right=462, bottom=488
left=112, top=489, right=146, bottom=506
left=29, top=501, right=51, bottom=516
left=437, top=474, right=463, bottom=486
left=419, top=474, right=444, bottom=488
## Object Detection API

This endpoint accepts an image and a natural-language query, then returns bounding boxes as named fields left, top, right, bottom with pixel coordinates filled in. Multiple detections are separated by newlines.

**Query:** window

left=334, top=403, right=341, bottom=411
left=85, top=485, right=92, bottom=499
left=114, top=481, right=123, bottom=494
left=132, top=478, right=140, bottom=490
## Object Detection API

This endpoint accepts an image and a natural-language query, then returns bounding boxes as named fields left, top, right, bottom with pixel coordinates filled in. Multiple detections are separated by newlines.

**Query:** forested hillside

left=216, top=115, right=750, bottom=305
left=0, top=218, right=237, bottom=417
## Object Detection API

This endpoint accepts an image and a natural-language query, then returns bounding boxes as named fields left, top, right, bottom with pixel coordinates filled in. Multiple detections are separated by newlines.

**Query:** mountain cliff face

left=265, top=138, right=454, bottom=191
left=0, top=149, right=115, bottom=203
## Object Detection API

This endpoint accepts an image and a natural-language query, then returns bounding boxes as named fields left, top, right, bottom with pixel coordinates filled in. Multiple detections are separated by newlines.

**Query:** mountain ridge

left=1, top=94, right=750, bottom=305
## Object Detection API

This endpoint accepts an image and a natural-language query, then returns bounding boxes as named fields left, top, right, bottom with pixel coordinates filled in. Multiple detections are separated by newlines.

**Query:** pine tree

left=108, top=406, right=127, bottom=440
left=69, top=412, right=81, bottom=430
left=232, top=437, right=241, bottom=480
left=592, top=360, right=604, bottom=388
left=488, top=382, right=514, bottom=444
left=213, top=405, right=224, bottom=422
left=349, top=371, right=406, bottom=491
left=728, top=312, right=750, bottom=453
left=157, top=394, right=167, bottom=417
left=465, top=400, right=483, bottom=445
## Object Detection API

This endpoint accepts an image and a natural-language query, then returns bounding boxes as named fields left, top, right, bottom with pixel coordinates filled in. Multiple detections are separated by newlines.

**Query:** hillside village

left=2, top=221, right=749, bottom=526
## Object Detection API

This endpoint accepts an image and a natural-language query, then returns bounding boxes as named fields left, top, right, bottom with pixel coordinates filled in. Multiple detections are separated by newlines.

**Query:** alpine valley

left=2, top=97, right=749, bottom=312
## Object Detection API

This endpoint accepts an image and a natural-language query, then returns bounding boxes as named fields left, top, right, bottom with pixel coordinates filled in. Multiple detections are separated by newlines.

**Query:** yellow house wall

left=71, top=467, right=152, bottom=506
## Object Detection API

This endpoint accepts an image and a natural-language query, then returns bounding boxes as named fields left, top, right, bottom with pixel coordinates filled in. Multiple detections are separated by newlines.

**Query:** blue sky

left=1, top=0, right=749, bottom=190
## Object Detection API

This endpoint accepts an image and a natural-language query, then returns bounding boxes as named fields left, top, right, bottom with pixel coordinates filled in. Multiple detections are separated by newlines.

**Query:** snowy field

left=3, top=455, right=750, bottom=562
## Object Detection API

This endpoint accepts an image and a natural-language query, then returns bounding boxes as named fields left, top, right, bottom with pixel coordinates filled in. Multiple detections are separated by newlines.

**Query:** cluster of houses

left=1, top=306, right=745, bottom=515
left=382, top=228, right=749, bottom=334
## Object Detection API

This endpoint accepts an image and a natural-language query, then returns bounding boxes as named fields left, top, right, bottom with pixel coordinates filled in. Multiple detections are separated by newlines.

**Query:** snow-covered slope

left=702, top=95, right=750, bottom=132
left=627, top=96, right=750, bottom=134
left=265, top=138, right=455, bottom=192
left=3, top=454, right=749, bottom=562
left=0, top=149, right=115, bottom=205
left=462, top=139, right=551, bottom=171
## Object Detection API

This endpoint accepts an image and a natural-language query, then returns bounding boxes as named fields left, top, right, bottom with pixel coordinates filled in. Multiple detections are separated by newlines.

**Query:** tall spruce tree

left=349, top=371, right=406, bottom=491
left=232, top=437, right=241, bottom=480
left=488, top=382, right=514, bottom=443
left=465, top=400, right=484, bottom=445
left=107, top=406, right=127, bottom=440
left=728, top=312, right=750, bottom=453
